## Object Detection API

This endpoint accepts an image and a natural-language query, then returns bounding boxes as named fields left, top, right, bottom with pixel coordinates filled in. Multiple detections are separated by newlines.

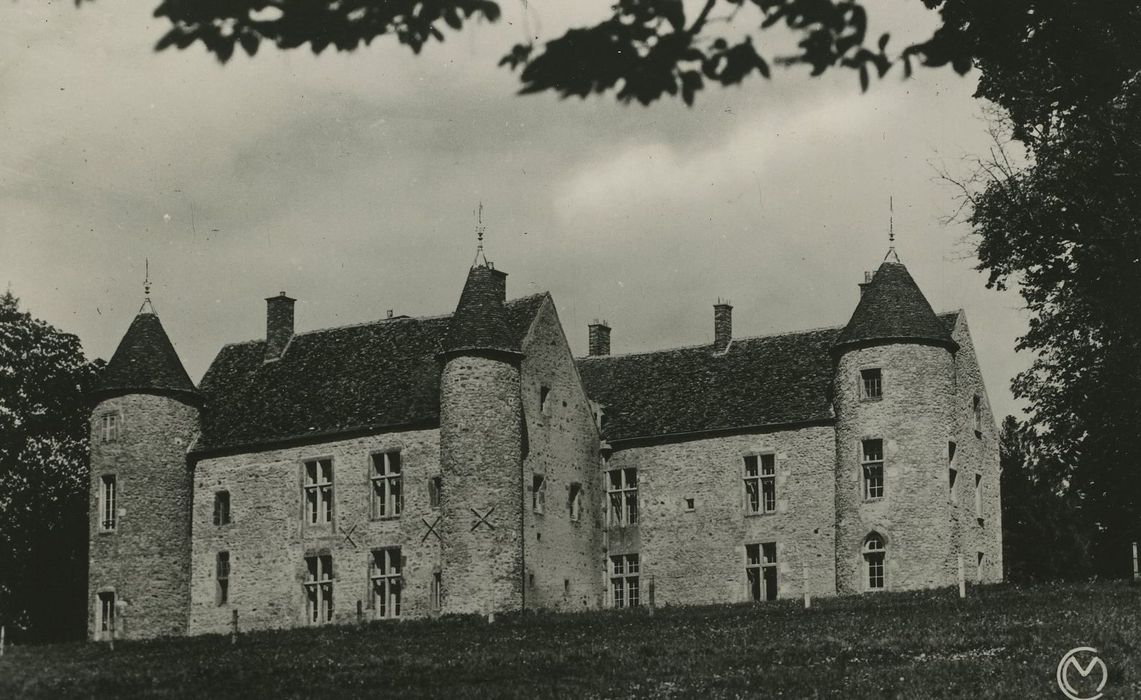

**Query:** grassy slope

left=2, top=582, right=1139, bottom=698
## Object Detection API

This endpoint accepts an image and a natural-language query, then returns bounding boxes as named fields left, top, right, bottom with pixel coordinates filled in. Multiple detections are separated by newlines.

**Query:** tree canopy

left=0, top=291, right=102, bottom=641
left=127, top=0, right=980, bottom=104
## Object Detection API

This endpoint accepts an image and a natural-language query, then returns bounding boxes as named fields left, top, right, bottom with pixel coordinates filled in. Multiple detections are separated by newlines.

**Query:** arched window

left=863, top=533, right=886, bottom=591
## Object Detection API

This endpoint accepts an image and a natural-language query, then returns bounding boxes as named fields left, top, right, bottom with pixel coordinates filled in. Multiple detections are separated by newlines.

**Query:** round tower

left=437, top=261, right=525, bottom=615
left=88, top=302, right=200, bottom=640
left=831, top=257, right=959, bottom=594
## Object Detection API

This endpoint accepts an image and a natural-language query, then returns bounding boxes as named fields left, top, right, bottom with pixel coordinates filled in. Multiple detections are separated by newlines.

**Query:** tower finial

left=139, top=258, right=157, bottom=314
left=473, top=201, right=489, bottom=267
left=884, top=196, right=901, bottom=263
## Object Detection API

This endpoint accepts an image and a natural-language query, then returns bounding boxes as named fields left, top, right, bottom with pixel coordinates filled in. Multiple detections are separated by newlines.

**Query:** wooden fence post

left=648, top=575, right=655, bottom=616
left=231, top=609, right=238, bottom=645
left=957, top=554, right=966, bottom=599
left=803, top=563, right=811, bottom=609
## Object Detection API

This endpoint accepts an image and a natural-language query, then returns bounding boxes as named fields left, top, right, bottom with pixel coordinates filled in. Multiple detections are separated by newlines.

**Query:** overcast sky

left=2, top=0, right=1031, bottom=419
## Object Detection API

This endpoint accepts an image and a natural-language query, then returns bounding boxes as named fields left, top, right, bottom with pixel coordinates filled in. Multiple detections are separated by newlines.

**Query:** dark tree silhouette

left=0, top=291, right=102, bottom=641
left=110, top=0, right=986, bottom=104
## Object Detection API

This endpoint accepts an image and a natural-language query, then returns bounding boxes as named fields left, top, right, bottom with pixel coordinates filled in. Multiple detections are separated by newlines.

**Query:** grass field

left=2, top=581, right=1138, bottom=698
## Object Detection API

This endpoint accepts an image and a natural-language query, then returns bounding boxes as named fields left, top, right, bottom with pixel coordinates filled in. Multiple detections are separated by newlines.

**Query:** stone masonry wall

left=948, top=313, right=1003, bottom=584
left=439, top=355, right=524, bottom=615
left=188, top=429, right=442, bottom=635
left=833, top=343, right=955, bottom=594
left=605, top=426, right=838, bottom=607
left=520, top=297, right=604, bottom=611
left=88, top=393, right=197, bottom=640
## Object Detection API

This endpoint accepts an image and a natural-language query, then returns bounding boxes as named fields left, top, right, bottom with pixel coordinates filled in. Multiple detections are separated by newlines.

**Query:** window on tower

left=861, top=439, right=884, bottom=500
left=370, top=451, right=402, bottom=519
left=303, top=459, right=334, bottom=526
left=216, top=551, right=230, bottom=606
left=99, top=475, right=117, bottom=532
left=568, top=482, right=582, bottom=521
left=861, top=368, right=883, bottom=400
left=532, top=474, right=546, bottom=514
left=213, top=490, right=231, bottom=526
left=863, top=534, right=886, bottom=590
left=100, top=413, right=120, bottom=442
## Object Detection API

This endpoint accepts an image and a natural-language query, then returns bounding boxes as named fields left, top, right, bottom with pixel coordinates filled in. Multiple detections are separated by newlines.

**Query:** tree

left=111, top=0, right=979, bottom=104
left=999, top=416, right=1090, bottom=583
left=0, top=291, right=102, bottom=641
left=951, top=4, right=1141, bottom=576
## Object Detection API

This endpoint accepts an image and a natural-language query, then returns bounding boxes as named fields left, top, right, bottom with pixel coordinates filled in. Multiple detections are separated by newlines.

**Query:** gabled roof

left=440, top=264, right=520, bottom=359
left=92, top=312, right=199, bottom=403
left=577, top=311, right=961, bottom=444
left=833, top=260, right=958, bottom=353
left=193, top=294, right=546, bottom=454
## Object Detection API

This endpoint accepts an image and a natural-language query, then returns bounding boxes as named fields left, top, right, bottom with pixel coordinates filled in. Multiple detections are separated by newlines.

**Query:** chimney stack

left=588, top=320, right=611, bottom=356
left=859, top=270, right=875, bottom=297
left=713, top=300, right=733, bottom=352
left=265, top=291, right=295, bottom=360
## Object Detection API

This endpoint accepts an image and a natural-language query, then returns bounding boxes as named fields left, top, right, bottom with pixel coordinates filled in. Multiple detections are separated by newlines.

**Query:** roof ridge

left=578, top=323, right=843, bottom=361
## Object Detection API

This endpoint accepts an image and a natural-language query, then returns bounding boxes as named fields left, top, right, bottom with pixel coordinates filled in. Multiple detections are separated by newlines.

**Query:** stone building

left=86, top=248, right=1001, bottom=640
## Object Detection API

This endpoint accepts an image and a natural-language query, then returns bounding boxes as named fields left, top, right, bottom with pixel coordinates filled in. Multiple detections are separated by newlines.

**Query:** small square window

left=861, top=369, right=882, bottom=400
left=685, top=498, right=695, bottom=512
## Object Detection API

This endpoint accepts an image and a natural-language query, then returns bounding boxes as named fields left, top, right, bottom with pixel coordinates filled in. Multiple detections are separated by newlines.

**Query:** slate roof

left=440, top=264, right=520, bottom=358
left=833, top=260, right=958, bottom=353
left=92, top=312, right=199, bottom=403
left=193, top=293, right=546, bottom=454
left=576, top=311, right=961, bottom=443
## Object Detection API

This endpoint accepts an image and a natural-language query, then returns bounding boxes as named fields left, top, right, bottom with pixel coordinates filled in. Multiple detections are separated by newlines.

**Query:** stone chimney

left=713, top=300, right=733, bottom=352
left=265, top=291, right=295, bottom=360
left=859, top=270, right=875, bottom=297
left=588, top=320, right=611, bottom=356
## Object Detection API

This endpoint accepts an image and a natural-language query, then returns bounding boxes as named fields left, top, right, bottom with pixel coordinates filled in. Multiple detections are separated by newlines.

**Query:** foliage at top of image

left=86, top=0, right=982, bottom=105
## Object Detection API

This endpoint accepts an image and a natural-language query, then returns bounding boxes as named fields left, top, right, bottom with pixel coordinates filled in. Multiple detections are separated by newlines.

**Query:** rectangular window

left=98, top=591, right=116, bottom=639
left=431, top=571, right=442, bottom=611
left=428, top=476, right=442, bottom=509
left=303, top=459, right=334, bottom=525
left=216, top=552, right=230, bottom=605
left=743, top=454, right=776, bottom=514
left=213, top=491, right=231, bottom=526
left=100, top=413, right=120, bottom=443
left=303, top=554, right=334, bottom=624
left=369, top=548, right=402, bottom=619
left=746, top=543, right=778, bottom=602
left=568, top=482, right=582, bottom=521
left=861, top=368, right=883, bottom=399
left=532, top=474, right=546, bottom=514
left=607, top=468, right=638, bottom=527
left=861, top=439, right=884, bottom=500
left=609, top=554, right=640, bottom=608
left=99, top=475, right=117, bottom=531
left=974, top=474, right=983, bottom=520
left=370, top=452, right=402, bottom=519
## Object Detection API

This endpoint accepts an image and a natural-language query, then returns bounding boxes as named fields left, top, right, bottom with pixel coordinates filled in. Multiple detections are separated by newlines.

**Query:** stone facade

left=88, top=393, right=197, bottom=640
left=87, top=257, right=1003, bottom=640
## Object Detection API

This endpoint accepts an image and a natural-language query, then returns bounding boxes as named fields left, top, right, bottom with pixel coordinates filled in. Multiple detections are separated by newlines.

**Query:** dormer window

left=861, top=369, right=882, bottom=400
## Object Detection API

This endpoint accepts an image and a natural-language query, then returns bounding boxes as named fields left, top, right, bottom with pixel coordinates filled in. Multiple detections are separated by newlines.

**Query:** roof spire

left=884, top=196, right=900, bottom=263
left=473, top=201, right=490, bottom=268
left=139, top=257, right=157, bottom=315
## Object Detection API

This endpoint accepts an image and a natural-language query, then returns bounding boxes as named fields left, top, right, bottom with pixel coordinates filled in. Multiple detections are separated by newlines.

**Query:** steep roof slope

left=833, top=260, right=958, bottom=353
left=577, top=311, right=962, bottom=443
left=92, top=312, right=199, bottom=403
left=194, top=294, right=546, bottom=454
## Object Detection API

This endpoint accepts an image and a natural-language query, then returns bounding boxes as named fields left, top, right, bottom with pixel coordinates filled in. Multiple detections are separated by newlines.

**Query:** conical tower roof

left=92, top=311, right=200, bottom=403
left=832, top=260, right=958, bottom=354
left=439, top=263, right=522, bottom=360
